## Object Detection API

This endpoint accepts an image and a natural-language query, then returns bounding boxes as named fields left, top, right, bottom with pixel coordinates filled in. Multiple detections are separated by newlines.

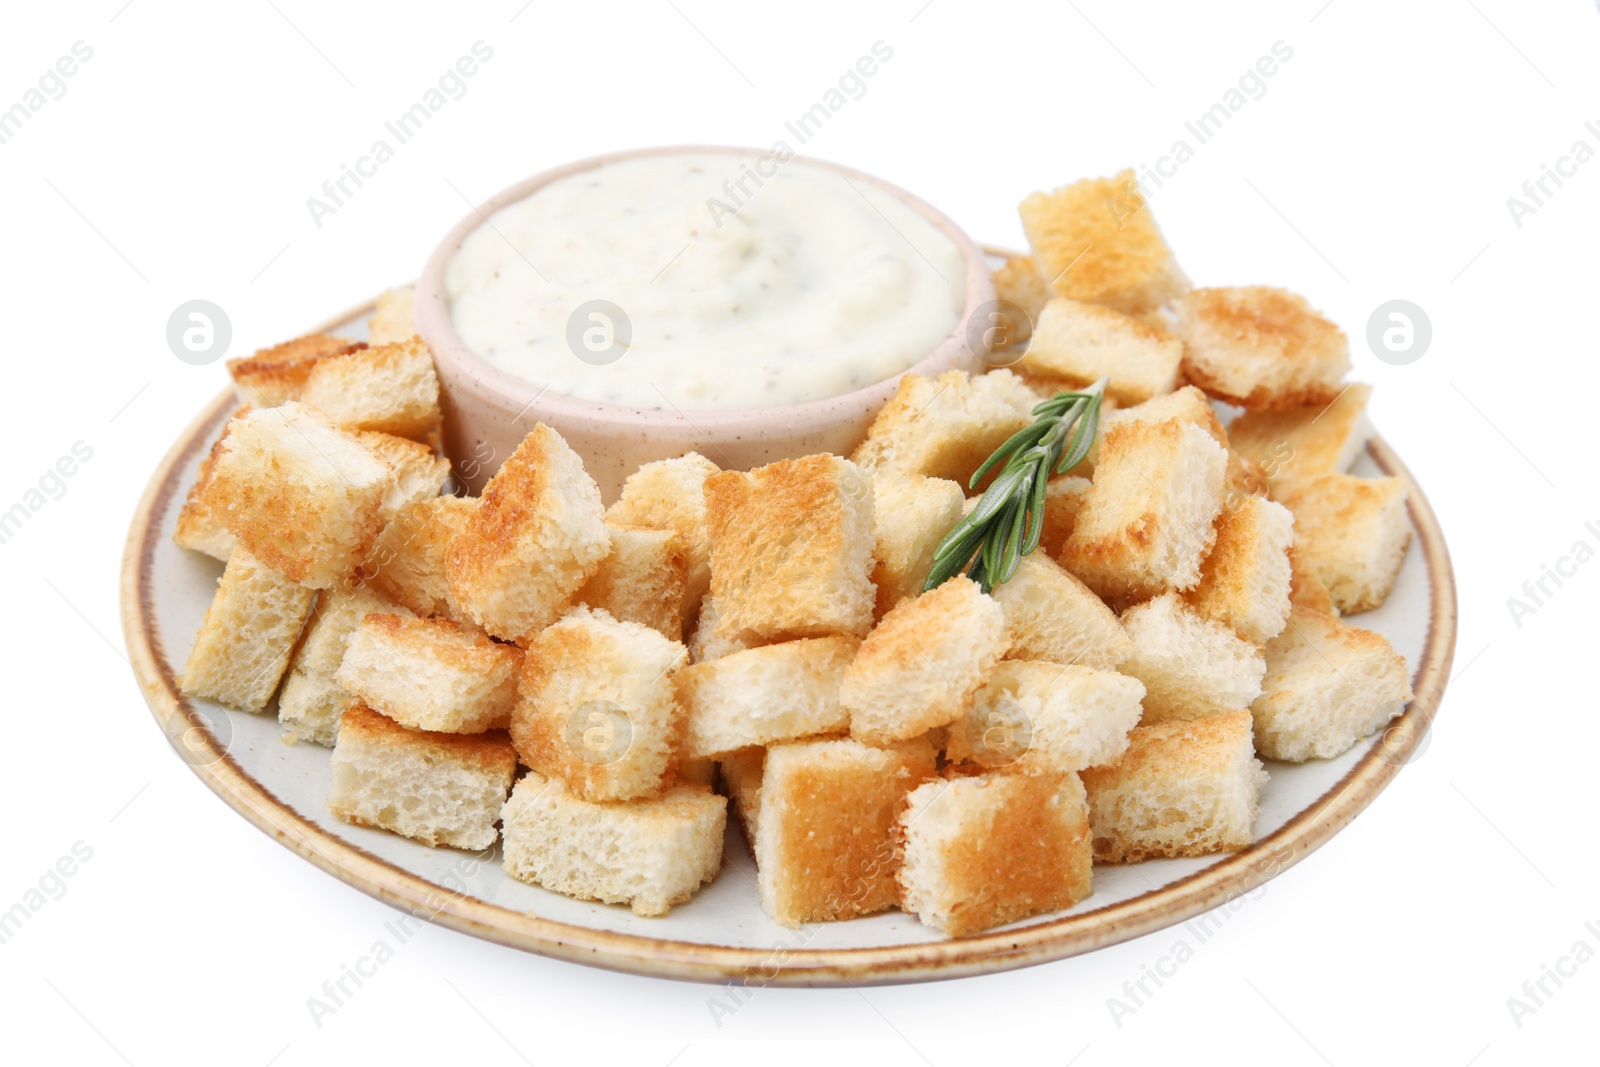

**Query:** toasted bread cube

left=945, top=661, right=1144, bottom=774
left=367, top=285, right=415, bottom=345
left=606, top=452, right=720, bottom=619
left=446, top=424, right=608, bottom=642
left=1061, top=418, right=1229, bottom=601
left=1226, top=383, right=1372, bottom=489
left=1018, top=170, right=1189, bottom=318
left=512, top=607, right=687, bottom=802
left=226, top=334, right=361, bottom=407
left=841, top=577, right=1010, bottom=745
left=898, top=771, right=1092, bottom=936
left=364, top=495, right=475, bottom=617
left=174, top=410, right=249, bottom=561
left=1252, top=606, right=1412, bottom=761
left=755, top=737, right=937, bottom=925
left=991, top=254, right=1050, bottom=345
left=851, top=369, right=1038, bottom=486
left=279, top=586, right=412, bottom=746
left=179, top=547, right=317, bottom=711
left=685, top=596, right=757, bottom=664
left=357, top=431, right=449, bottom=520
left=1184, top=496, right=1295, bottom=644
left=678, top=636, right=859, bottom=759
left=336, top=614, right=522, bottom=734
left=1036, top=476, right=1092, bottom=559
left=705, top=454, right=876, bottom=643
left=576, top=523, right=688, bottom=640
left=299, top=337, right=442, bottom=441
left=201, top=402, right=393, bottom=589
left=1020, top=298, right=1183, bottom=406
left=1288, top=544, right=1338, bottom=618
left=870, top=474, right=966, bottom=616
left=991, top=554, right=1132, bottom=671
left=501, top=772, right=726, bottom=916
left=1176, top=287, right=1351, bottom=411
left=329, top=703, right=516, bottom=850
left=1119, top=593, right=1266, bottom=723
left=719, top=748, right=765, bottom=849
left=1275, top=474, right=1410, bottom=614
left=1082, top=709, right=1266, bottom=863
left=1101, top=384, right=1228, bottom=448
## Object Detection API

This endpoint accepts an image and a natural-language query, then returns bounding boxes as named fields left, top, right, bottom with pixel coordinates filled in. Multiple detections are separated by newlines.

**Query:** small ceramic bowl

left=415, top=145, right=996, bottom=501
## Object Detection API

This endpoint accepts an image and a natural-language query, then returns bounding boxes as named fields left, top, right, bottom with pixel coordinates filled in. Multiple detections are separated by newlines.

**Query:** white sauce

left=444, top=152, right=965, bottom=411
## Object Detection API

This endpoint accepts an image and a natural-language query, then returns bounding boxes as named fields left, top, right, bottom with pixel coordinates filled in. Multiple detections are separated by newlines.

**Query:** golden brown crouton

left=279, top=585, right=411, bottom=746
left=576, top=522, right=689, bottom=639
left=357, top=431, right=450, bottom=520
left=991, top=254, right=1050, bottom=346
left=1275, top=474, right=1410, bottom=614
left=605, top=452, right=720, bottom=620
left=944, top=661, right=1144, bottom=774
left=870, top=473, right=966, bottom=616
left=363, top=495, right=475, bottom=617
left=678, top=635, right=859, bottom=759
left=179, top=547, right=317, bottom=712
left=1036, top=476, right=1092, bottom=558
left=1118, top=592, right=1266, bottom=724
left=1227, top=383, right=1374, bottom=489
left=336, top=613, right=523, bottom=733
left=1019, top=298, right=1184, bottom=406
left=851, top=369, right=1038, bottom=487
left=1184, top=495, right=1295, bottom=644
left=226, top=334, right=363, bottom=407
left=300, top=337, right=442, bottom=441
left=173, top=408, right=249, bottom=561
left=1175, top=287, right=1351, bottom=410
left=367, top=285, right=416, bottom=345
left=990, top=553, right=1132, bottom=670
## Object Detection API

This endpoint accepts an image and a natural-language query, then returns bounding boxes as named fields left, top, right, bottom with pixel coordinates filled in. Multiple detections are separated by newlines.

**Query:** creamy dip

left=444, top=152, right=966, bottom=411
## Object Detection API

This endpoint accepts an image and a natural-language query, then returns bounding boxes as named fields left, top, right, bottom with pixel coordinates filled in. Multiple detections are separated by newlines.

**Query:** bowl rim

left=413, top=144, right=996, bottom=429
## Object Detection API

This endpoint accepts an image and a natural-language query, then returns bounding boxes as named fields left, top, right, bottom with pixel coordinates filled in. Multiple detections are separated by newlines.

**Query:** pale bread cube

left=677, top=636, right=859, bottom=759
left=336, top=613, right=522, bottom=733
left=605, top=452, right=719, bottom=619
left=300, top=337, right=442, bottom=441
left=685, top=596, right=757, bottom=664
left=1119, top=593, right=1266, bottom=723
left=500, top=772, right=726, bottom=917
left=1184, top=495, right=1295, bottom=644
left=1100, top=384, right=1228, bottom=448
left=364, top=496, right=475, bottom=617
left=357, top=431, right=450, bottom=520
left=1037, top=476, right=1091, bottom=559
left=1275, top=474, right=1410, bottom=614
left=279, top=586, right=412, bottom=746
left=576, top=523, right=688, bottom=640
left=990, top=553, right=1132, bottom=670
left=367, top=285, right=416, bottom=345
left=991, top=254, right=1050, bottom=345
left=870, top=474, right=966, bottom=615
left=898, top=771, right=1092, bottom=936
left=841, top=577, right=1009, bottom=746
left=1176, top=287, right=1351, bottom=411
left=329, top=703, right=516, bottom=850
left=179, top=547, right=317, bottom=711
left=226, top=334, right=360, bottom=407
left=1082, top=709, right=1267, bottom=863
left=851, top=369, right=1038, bottom=487
left=1226, top=383, right=1373, bottom=489
left=1019, top=298, right=1183, bottom=406
left=945, top=661, right=1144, bottom=774
left=173, top=408, right=247, bottom=561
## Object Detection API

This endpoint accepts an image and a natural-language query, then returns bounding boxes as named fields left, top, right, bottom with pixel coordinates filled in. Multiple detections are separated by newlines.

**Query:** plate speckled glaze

left=119, top=253, right=1457, bottom=986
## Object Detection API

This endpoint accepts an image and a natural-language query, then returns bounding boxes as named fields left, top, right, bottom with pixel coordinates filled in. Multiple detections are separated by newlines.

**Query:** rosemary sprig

left=922, top=377, right=1108, bottom=594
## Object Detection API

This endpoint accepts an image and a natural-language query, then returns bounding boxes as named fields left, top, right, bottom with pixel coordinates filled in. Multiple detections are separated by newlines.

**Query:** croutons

left=1019, top=298, right=1184, bottom=406
left=1175, top=287, right=1351, bottom=410
left=704, top=454, right=877, bottom=643
left=226, top=334, right=362, bottom=407
left=174, top=409, right=248, bottom=561
left=1184, top=495, right=1295, bottom=644
left=329, top=703, right=516, bottom=850
left=446, top=424, right=609, bottom=643
left=336, top=613, right=522, bottom=733
left=605, top=452, right=720, bottom=618
left=299, top=337, right=443, bottom=441
left=677, top=636, right=859, bottom=759
left=841, top=577, right=1010, bottom=746
left=511, top=607, right=687, bottom=802
left=179, top=547, right=317, bottom=711
left=1288, top=544, right=1339, bottom=618
left=719, top=747, right=765, bottom=848
left=685, top=596, right=755, bottom=664
left=364, top=495, right=475, bottom=617
left=1037, top=476, right=1091, bottom=559
left=367, top=285, right=416, bottom=345
left=754, top=737, right=937, bottom=926
left=279, top=586, right=411, bottom=746
left=851, top=369, right=1038, bottom=486
left=1119, top=593, right=1266, bottom=723
left=358, top=431, right=450, bottom=520
left=1275, top=474, right=1410, bottom=614
left=1017, top=169, right=1189, bottom=318
left=1252, top=606, right=1413, bottom=761
left=870, top=474, right=966, bottom=615
left=1060, top=418, right=1229, bottom=602
left=898, top=771, right=1093, bottom=936
left=1100, top=384, right=1228, bottom=448
left=945, top=661, right=1144, bottom=774
left=500, top=772, right=726, bottom=917
left=575, top=523, right=688, bottom=640
left=1226, top=383, right=1373, bottom=489
left=200, top=403, right=393, bottom=589
left=1082, top=709, right=1267, bottom=863
left=991, top=254, right=1050, bottom=345
left=990, top=553, right=1133, bottom=670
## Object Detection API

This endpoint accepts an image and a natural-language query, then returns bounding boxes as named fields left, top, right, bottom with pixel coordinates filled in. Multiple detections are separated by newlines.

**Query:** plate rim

left=119, top=286, right=1458, bottom=987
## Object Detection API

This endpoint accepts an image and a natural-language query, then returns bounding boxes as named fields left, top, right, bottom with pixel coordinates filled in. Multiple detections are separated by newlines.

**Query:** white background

left=2, top=1, right=1596, bottom=1064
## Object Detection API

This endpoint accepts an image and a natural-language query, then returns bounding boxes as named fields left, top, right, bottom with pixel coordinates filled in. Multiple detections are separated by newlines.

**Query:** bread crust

left=1176, top=287, right=1351, bottom=411
left=226, top=334, right=363, bottom=407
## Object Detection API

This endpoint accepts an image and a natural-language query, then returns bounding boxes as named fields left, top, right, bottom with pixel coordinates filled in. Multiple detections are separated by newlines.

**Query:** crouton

left=720, top=747, right=765, bottom=848
left=576, top=523, right=688, bottom=639
left=357, top=431, right=450, bottom=519
left=173, top=409, right=248, bottom=561
left=1101, top=384, right=1228, bottom=448
left=841, top=577, right=1010, bottom=746
left=512, top=606, right=687, bottom=802
left=605, top=452, right=719, bottom=617
left=1082, top=709, right=1267, bottom=863
left=336, top=614, right=522, bottom=733
left=300, top=337, right=442, bottom=441
left=991, top=254, right=1050, bottom=346
left=1019, top=298, right=1184, bottom=406
left=990, top=553, right=1132, bottom=670
left=870, top=474, right=966, bottom=615
left=898, top=771, right=1092, bottom=936
left=1184, top=495, right=1295, bottom=644
left=363, top=495, right=475, bottom=617
left=226, top=334, right=362, bottom=407
left=200, top=402, right=393, bottom=589
left=1060, top=418, right=1229, bottom=601
left=685, top=596, right=756, bottom=664
left=1276, top=474, right=1410, bottom=613
left=1251, top=607, right=1413, bottom=761
left=1037, top=476, right=1092, bottom=558
left=367, top=285, right=416, bottom=345
left=446, top=424, right=609, bottom=643
left=1017, top=169, right=1189, bottom=318
left=1119, top=592, right=1266, bottom=723
left=500, top=772, right=726, bottom=916
left=329, top=703, right=516, bottom=850
left=945, top=661, right=1144, bottom=774
left=1175, top=287, right=1351, bottom=411
left=851, top=369, right=1038, bottom=486
left=1226, top=383, right=1373, bottom=489
left=179, top=547, right=317, bottom=711
left=1288, top=544, right=1338, bottom=617
left=754, top=736, right=937, bottom=925
left=279, top=586, right=412, bottom=746
left=704, top=454, right=877, bottom=643
left=678, top=636, right=859, bottom=759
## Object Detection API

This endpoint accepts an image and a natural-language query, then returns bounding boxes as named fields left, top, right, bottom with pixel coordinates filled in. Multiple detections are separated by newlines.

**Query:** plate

left=119, top=254, right=1457, bottom=986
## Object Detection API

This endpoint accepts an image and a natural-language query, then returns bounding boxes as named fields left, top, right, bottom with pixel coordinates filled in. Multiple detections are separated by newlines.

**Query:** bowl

left=414, top=145, right=996, bottom=501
